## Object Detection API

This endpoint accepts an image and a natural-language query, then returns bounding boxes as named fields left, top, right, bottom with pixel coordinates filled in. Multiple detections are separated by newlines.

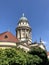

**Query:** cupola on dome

left=19, top=13, right=28, bottom=21
left=17, top=13, right=30, bottom=27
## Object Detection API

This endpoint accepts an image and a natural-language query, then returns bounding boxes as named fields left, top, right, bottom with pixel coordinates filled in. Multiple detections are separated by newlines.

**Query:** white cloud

left=41, top=40, right=46, bottom=44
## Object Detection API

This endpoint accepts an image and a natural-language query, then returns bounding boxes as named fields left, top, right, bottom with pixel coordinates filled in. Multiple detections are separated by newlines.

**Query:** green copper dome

left=19, top=13, right=28, bottom=21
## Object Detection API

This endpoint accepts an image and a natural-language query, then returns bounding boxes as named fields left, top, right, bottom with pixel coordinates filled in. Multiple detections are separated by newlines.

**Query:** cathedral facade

left=16, top=13, right=32, bottom=44
left=0, top=14, right=46, bottom=52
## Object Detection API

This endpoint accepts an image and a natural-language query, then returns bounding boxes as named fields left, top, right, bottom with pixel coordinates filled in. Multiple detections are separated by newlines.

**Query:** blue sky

left=0, top=0, right=49, bottom=51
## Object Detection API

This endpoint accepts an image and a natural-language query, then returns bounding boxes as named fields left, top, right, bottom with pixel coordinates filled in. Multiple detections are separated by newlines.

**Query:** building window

left=19, top=23, right=20, bottom=26
left=23, top=22, right=24, bottom=24
left=4, top=35, right=8, bottom=39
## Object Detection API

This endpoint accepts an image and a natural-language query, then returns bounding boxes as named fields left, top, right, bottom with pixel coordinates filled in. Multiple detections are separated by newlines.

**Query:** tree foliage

left=29, top=47, right=48, bottom=65
left=0, top=47, right=48, bottom=65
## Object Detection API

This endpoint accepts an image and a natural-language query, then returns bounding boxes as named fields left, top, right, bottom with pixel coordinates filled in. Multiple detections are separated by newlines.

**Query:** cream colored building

left=0, top=14, right=46, bottom=52
left=16, top=13, right=32, bottom=43
left=15, top=14, right=46, bottom=51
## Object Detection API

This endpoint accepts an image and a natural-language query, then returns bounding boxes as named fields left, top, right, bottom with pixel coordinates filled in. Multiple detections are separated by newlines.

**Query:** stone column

left=21, top=29, right=22, bottom=38
left=17, top=30, right=20, bottom=39
left=25, top=29, right=26, bottom=38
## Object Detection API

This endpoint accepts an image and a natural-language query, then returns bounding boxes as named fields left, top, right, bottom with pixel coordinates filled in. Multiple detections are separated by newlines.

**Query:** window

left=4, top=35, right=8, bottom=39
left=23, top=22, right=24, bottom=24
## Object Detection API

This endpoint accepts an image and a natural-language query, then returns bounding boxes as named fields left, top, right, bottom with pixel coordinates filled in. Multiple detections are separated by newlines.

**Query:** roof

left=0, top=31, right=18, bottom=43
left=20, top=16, right=28, bottom=21
left=20, top=13, right=28, bottom=21
left=18, top=14, right=29, bottom=24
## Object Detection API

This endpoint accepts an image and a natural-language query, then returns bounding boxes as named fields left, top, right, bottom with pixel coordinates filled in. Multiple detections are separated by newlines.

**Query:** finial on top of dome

left=19, top=13, right=28, bottom=21
left=22, top=13, right=24, bottom=17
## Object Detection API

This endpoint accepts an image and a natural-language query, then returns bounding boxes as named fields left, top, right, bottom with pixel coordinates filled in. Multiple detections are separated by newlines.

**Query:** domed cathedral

left=15, top=14, right=46, bottom=52
left=16, top=13, right=32, bottom=45
left=0, top=13, right=46, bottom=52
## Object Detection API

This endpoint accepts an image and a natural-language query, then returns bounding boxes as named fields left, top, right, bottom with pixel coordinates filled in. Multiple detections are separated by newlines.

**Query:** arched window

left=4, top=35, right=8, bottom=39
